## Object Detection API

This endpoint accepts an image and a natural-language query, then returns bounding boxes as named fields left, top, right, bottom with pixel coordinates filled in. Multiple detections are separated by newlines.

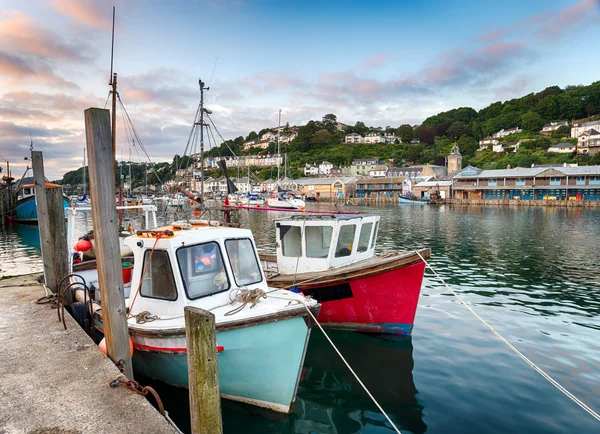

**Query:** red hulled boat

left=260, top=214, right=430, bottom=335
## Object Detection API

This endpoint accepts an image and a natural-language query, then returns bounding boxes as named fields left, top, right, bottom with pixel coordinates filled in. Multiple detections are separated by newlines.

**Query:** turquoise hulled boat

left=76, top=221, right=319, bottom=413
left=12, top=177, right=69, bottom=223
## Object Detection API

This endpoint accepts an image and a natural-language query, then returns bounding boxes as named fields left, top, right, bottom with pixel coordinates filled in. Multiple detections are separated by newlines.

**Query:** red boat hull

left=300, top=261, right=426, bottom=335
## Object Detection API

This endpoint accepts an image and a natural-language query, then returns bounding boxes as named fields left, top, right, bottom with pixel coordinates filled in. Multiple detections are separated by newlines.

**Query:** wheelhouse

left=274, top=214, right=380, bottom=274
left=124, top=224, right=267, bottom=317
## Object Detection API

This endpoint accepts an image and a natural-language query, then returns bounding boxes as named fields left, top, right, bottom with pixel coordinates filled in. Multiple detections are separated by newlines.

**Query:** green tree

left=418, top=126, right=436, bottom=145
left=353, top=121, right=368, bottom=135
left=246, top=131, right=258, bottom=141
left=520, top=111, right=544, bottom=132
left=446, top=121, right=471, bottom=141
left=396, top=124, right=414, bottom=143
left=552, top=125, right=570, bottom=138
left=310, top=130, right=332, bottom=145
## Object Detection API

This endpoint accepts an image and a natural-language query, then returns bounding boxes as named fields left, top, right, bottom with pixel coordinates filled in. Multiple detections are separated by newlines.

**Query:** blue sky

left=1, top=0, right=599, bottom=179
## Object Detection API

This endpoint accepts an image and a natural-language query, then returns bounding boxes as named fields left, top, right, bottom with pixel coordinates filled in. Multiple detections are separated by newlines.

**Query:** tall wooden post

left=31, top=151, right=57, bottom=293
left=185, top=306, right=222, bottom=434
left=85, top=107, right=133, bottom=379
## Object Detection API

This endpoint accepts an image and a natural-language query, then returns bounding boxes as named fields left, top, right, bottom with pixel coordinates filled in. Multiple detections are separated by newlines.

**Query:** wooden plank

left=84, top=107, right=134, bottom=379
left=46, top=188, right=69, bottom=296
left=31, top=151, right=56, bottom=292
left=185, top=306, right=223, bottom=434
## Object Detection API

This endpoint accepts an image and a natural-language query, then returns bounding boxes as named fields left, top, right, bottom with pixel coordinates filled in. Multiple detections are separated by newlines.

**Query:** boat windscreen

left=280, top=225, right=302, bottom=257
left=305, top=226, right=333, bottom=258
left=140, top=250, right=178, bottom=301
left=357, top=222, right=373, bottom=253
left=225, top=238, right=262, bottom=286
left=177, top=242, right=230, bottom=299
left=334, top=224, right=356, bottom=258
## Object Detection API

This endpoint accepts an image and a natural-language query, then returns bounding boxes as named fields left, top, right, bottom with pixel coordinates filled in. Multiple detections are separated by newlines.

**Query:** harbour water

left=1, top=204, right=599, bottom=433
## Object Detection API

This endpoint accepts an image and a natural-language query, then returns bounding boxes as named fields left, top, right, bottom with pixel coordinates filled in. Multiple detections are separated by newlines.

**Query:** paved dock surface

left=0, top=274, right=177, bottom=434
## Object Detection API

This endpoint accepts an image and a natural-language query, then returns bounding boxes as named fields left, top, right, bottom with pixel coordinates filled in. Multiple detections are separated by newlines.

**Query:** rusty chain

left=111, top=377, right=165, bottom=415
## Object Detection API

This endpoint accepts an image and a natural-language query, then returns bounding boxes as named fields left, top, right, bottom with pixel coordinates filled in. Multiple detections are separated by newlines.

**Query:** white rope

left=414, top=250, right=600, bottom=423
left=301, top=301, right=402, bottom=434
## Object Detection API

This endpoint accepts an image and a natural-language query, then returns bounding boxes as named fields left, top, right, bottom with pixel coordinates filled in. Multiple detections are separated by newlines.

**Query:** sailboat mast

left=277, top=110, right=281, bottom=181
left=199, top=79, right=208, bottom=206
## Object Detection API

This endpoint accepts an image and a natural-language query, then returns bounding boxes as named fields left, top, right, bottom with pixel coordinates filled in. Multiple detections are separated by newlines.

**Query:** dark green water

left=2, top=205, right=599, bottom=433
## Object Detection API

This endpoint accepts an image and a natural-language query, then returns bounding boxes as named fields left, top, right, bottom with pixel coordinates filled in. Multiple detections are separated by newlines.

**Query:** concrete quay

left=0, top=274, right=177, bottom=434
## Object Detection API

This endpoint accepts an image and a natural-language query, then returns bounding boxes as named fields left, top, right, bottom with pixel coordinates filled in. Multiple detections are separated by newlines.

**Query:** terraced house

left=452, top=165, right=600, bottom=201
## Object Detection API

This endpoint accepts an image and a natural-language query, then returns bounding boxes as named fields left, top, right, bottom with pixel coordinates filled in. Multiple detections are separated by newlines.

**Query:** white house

left=279, top=133, right=297, bottom=144
left=479, top=136, right=499, bottom=149
left=577, top=129, right=600, bottom=155
left=261, top=131, right=278, bottom=142
left=363, top=132, right=385, bottom=144
left=547, top=142, right=576, bottom=154
left=571, top=120, right=600, bottom=139
left=493, top=127, right=522, bottom=138
left=541, top=121, right=568, bottom=135
left=303, top=164, right=319, bottom=176
left=318, top=161, right=333, bottom=175
left=369, top=165, right=389, bottom=177
left=384, top=133, right=397, bottom=143
left=344, top=133, right=363, bottom=144
left=493, top=141, right=520, bottom=153
left=233, top=177, right=252, bottom=194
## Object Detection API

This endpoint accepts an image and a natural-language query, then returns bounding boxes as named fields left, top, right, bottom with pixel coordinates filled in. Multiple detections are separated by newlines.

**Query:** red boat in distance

left=260, top=214, right=430, bottom=335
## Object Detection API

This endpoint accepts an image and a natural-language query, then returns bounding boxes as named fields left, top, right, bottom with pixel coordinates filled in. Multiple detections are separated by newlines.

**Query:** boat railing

left=66, top=205, right=158, bottom=272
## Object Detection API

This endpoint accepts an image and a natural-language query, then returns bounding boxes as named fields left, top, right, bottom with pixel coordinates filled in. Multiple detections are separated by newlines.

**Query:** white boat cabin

left=123, top=223, right=270, bottom=318
left=274, top=214, right=380, bottom=274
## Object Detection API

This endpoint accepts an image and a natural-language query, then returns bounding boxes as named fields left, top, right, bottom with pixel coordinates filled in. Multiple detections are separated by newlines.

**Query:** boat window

left=369, top=221, right=379, bottom=250
left=305, top=225, right=333, bottom=258
left=176, top=242, right=230, bottom=300
left=24, top=188, right=31, bottom=195
left=140, top=250, right=177, bottom=301
left=334, top=224, right=356, bottom=258
left=280, top=225, right=302, bottom=257
left=357, top=222, right=373, bottom=253
left=225, top=238, right=262, bottom=286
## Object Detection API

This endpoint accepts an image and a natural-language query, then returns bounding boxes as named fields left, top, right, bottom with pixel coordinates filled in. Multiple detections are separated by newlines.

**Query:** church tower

left=448, top=144, right=462, bottom=175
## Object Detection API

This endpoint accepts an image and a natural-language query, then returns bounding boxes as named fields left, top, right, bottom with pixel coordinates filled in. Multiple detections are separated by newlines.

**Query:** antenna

left=208, top=57, right=219, bottom=88
left=28, top=124, right=33, bottom=151
left=109, top=6, right=115, bottom=85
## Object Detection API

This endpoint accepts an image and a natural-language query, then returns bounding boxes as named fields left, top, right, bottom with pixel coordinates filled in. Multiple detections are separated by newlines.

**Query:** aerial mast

left=277, top=110, right=281, bottom=181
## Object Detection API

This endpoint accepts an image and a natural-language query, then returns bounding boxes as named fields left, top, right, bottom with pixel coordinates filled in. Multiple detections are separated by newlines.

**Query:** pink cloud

left=0, top=11, right=91, bottom=61
left=51, top=0, right=112, bottom=30
left=537, top=0, right=600, bottom=39
left=356, top=54, right=390, bottom=70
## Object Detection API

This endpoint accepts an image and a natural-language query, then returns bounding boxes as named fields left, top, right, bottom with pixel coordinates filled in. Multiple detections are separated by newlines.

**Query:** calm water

left=1, top=205, right=599, bottom=433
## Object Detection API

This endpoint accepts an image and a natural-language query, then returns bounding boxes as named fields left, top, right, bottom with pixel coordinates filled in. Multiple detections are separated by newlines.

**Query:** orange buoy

left=74, top=237, right=92, bottom=252
left=99, top=337, right=134, bottom=357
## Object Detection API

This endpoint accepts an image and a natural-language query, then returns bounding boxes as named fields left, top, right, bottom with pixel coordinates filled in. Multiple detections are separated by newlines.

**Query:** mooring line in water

left=415, top=250, right=600, bottom=423
left=301, top=301, right=402, bottom=434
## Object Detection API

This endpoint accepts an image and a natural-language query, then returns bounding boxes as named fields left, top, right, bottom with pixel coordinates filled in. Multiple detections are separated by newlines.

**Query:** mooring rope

left=300, top=301, right=401, bottom=433
left=414, top=250, right=600, bottom=423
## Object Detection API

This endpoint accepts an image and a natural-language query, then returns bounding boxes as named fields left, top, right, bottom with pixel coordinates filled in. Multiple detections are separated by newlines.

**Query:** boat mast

left=108, top=7, right=123, bottom=221
left=82, top=148, right=86, bottom=196
left=277, top=109, right=281, bottom=181
left=199, top=79, right=209, bottom=206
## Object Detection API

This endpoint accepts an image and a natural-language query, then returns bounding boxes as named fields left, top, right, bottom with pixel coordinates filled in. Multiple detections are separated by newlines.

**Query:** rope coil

left=414, top=250, right=600, bottom=423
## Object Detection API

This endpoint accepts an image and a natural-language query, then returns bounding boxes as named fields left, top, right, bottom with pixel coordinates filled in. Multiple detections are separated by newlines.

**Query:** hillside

left=208, top=80, right=600, bottom=170
left=57, top=80, right=600, bottom=186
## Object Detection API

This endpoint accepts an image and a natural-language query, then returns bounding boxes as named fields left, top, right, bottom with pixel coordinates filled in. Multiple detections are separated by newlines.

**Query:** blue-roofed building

left=452, top=165, right=600, bottom=201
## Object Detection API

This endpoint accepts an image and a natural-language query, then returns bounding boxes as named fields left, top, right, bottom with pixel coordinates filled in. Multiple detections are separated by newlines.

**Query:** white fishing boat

left=267, top=192, right=305, bottom=210
left=71, top=220, right=320, bottom=413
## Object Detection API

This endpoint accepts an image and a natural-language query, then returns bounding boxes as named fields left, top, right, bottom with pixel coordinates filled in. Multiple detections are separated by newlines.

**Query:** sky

left=0, top=0, right=599, bottom=180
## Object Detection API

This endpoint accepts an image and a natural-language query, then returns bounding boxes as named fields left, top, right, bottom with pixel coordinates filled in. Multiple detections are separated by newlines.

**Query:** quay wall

left=449, top=198, right=600, bottom=208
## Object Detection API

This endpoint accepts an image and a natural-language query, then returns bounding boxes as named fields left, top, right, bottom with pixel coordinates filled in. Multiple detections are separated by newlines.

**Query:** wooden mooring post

left=85, top=107, right=134, bottom=379
left=32, top=151, right=69, bottom=293
left=185, top=306, right=223, bottom=434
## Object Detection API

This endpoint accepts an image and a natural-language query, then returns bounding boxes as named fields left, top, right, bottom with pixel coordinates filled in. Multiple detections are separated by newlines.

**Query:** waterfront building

left=295, top=177, right=357, bottom=200
left=355, top=177, right=404, bottom=199
left=413, top=180, right=453, bottom=200
left=452, top=165, right=600, bottom=201
left=541, top=121, right=568, bottom=135
left=548, top=142, right=576, bottom=153
left=420, top=164, right=448, bottom=180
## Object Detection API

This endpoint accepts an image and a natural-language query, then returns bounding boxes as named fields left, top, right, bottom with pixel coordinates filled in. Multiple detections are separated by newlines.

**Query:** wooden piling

left=84, top=107, right=134, bottom=379
left=185, top=306, right=223, bottom=434
left=32, top=151, right=68, bottom=293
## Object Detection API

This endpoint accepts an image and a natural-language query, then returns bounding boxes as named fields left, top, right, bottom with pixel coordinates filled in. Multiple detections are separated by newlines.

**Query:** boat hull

left=12, top=195, right=70, bottom=223
left=265, top=250, right=429, bottom=336
left=302, top=261, right=426, bottom=335
left=96, top=315, right=312, bottom=413
left=398, top=197, right=426, bottom=205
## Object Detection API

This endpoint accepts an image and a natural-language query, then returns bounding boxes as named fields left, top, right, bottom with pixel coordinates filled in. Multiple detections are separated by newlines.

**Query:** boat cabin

left=274, top=214, right=380, bottom=274
left=123, top=223, right=268, bottom=317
